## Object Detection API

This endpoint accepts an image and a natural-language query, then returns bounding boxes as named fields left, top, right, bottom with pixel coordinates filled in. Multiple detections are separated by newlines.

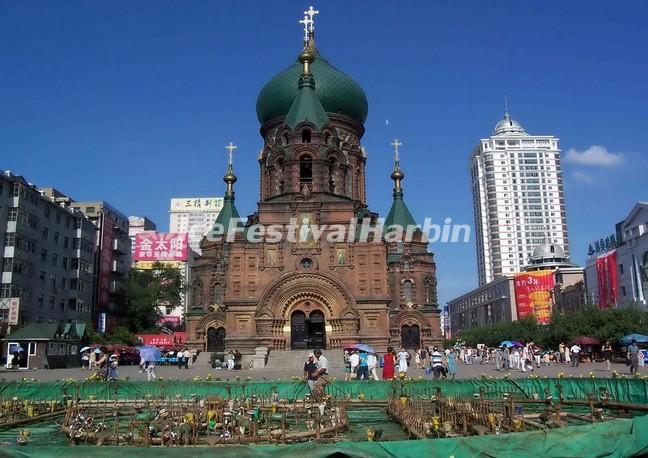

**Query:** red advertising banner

left=137, top=332, right=187, bottom=347
left=134, top=233, right=188, bottom=262
left=98, top=213, right=114, bottom=310
left=514, top=270, right=555, bottom=325
left=596, top=250, right=618, bottom=309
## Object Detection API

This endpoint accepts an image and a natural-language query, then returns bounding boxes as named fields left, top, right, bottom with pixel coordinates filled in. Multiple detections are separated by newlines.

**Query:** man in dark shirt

left=303, top=353, right=319, bottom=391
left=628, top=340, right=641, bottom=375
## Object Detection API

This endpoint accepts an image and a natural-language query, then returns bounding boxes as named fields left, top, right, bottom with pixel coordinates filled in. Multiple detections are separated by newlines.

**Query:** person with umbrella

left=356, top=351, right=369, bottom=380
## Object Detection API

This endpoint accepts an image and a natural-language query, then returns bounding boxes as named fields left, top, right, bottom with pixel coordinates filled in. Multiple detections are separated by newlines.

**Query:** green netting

left=1, top=378, right=647, bottom=404
left=1, top=379, right=648, bottom=457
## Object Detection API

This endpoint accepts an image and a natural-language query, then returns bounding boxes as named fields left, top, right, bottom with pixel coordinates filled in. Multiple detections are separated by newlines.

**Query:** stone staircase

left=264, top=349, right=345, bottom=370
left=193, top=351, right=214, bottom=367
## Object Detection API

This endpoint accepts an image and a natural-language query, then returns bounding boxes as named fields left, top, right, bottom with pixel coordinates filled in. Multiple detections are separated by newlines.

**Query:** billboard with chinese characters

left=170, top=198, right=223, bottom=211
left=514, top=270, right=555, bottom=325
left=596, top=250, right=618, bottom=309
left=135, top=261, right=184, bottom=270
left=134, top=233, right=188, bottom=262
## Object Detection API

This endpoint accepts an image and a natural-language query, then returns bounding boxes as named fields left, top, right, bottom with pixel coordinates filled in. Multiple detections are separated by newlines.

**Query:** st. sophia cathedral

left=186, top=9, right=442, bottom=355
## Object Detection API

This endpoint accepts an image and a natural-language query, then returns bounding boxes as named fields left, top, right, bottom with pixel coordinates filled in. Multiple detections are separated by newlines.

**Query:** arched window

left=402, top=260, right=411, bottom=271
left=300, top=156, right=312, bottom=186
left=301, top=129, right=311, bottom=143
left=212, top=284, right=223, bottom=306
left=328, top=158, right=337, bottom=193
left=403, top=280, right=414, bottom=303
left=192, top=280, right=203, bottom=307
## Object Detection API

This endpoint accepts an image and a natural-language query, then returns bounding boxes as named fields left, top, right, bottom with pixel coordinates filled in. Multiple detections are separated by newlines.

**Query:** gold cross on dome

left=390, top=139, right=402, bottom=161
left=225, top=142, right=237, bottom=165
left=304, top=6, right=319, bottom=32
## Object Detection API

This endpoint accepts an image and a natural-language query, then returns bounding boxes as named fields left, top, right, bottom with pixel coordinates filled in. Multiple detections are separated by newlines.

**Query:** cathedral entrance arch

left=290, top=305, right=327, bottom=349
left=207, top=327, right=226, bottom=352
left=401, top=324, right=420, bottom=349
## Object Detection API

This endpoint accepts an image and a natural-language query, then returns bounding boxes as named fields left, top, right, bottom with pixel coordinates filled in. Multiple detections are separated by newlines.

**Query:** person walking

left=343, top=351, right=352, bottom=381
left=177, top=349, right=185, bottom=370
left=430, top=347, right=444, bottom=379
left=494, top=346, right=503, bottom=371
left=420, top=347, right=428, bottom=370
left=303, top=353, right=319, bottom=391
left=108, top=354, right=119, bottom=380
left=356, top=351, right=369, bottom=380
left=382, top=347, right=396, bottom=380
left=183, top=348, right=191, bottom=369
left=564, top=344, right=571, bottom=365
left=602, top=341, right=613, bottom=371
left=226, top=351, right=235, bottom=370
left=414, top=349, right=422, bottom=370
left=88, top=349, right=97, bottom=372
left=396, top=348, right=410, bottom=377
left=447, top=347, right=457, bottom=379
left=145, top=361, right=157, bottom=381
left=570, top=343, right=581, bottom=367
left=81, top=351, right=89, bottom=370
left=367, top=352, right=380, bottom=380
left=628, top=340, right=641, bottom=375
left=558, top=342, right=566, bottom=363
left=349, top=350, right=360, bottom=378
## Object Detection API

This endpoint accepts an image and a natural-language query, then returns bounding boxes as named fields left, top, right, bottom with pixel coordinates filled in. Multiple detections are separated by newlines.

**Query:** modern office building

left=169, top=198, right=223, bottom=254
left=128, top=216, right=156, bottom=262
left=0, top=172, right=95, bottom=333
left=71, top=202, right=131, bottom=332
left=470, top=111, right=569, bottom=285
left=584, top=202, right=648, bottom=308
left=448, top=242, right=583, bottom=334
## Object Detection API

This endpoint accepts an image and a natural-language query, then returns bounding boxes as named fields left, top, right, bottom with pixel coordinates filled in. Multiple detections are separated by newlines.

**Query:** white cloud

left=570, top=170, right=594, bottom=184
left=565, top=145, right=624, bottom=167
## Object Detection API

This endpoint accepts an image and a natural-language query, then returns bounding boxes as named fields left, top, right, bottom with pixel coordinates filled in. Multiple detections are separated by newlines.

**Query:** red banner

left=596, top=250, right=618, bottom=309
left=134, top=233, right=188, bottom=262
left=514, top=270, right=555, bottom=324
left=137, top=332, right=187, bottom=347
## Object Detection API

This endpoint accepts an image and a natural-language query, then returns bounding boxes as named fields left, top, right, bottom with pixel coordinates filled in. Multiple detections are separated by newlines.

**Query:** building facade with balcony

left=71, top=201, right=131, bottom=332
left=470, top=111, right=569, bottom=285
left=0, top=172, right=95, bottom=333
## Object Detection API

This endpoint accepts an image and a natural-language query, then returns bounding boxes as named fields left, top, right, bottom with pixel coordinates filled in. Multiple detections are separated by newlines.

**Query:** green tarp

left=1, top=378, right=648, bottom=457
left=1, top=378, right=647, bottom=404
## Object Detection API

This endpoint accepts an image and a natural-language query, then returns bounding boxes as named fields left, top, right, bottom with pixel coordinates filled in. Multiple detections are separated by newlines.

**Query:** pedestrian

left=95, top=349, right=109, bottom=381
left=564, top=344, right=571, bottom=365
left=430, top=346, right=444, bottom=379
left=531, top=342, right=541, bottom=368
left=303, top=353, right=319, bottom=391
left=311, top=349, right=329, bottom=400
left=226, top=350, right=235, bottom=370
left=367, top=352, right=380, bottom=380
left=558, top=342, right=566, bottom=363
left=447, top=347, right=457, bottom=379
left=628, top=340, right=641, bottom=375
left=521, top=345, right=532, bottom=372
left=349, top=350, right=360, bottom=377
left=396, top=347, right=409, bottom=377
left=382, top=347, right=396, bottom=380
left=81, top=351, right=89, bottom=370
left=356, top=351, right=369, bottom=380
left=108, top=354, right=119, bottom=380
left=420, top=347, right=428, bottom=370
left=414, top=349, right=421, bottom=370
left=494, top=346, right=503, bottom=371
left=145, top=361, right=157, bottom=381
left=88, top=349, right=97, bottom=371
left=177, top=349, right=185, bottom=369
left=183, top=348, right=191, bottom=369
left=570, top=343, right=581, bottom=367
left=343, top=351, right=352, bottom=381
left=602, top=341, right=613, bottom=371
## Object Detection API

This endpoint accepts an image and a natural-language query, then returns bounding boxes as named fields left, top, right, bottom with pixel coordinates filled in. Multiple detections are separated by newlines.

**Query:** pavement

left=0, top=359, right=644, bottom=382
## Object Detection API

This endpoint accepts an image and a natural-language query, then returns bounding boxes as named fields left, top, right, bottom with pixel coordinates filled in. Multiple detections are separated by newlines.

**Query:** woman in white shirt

left=396, top=348, right=410, bottom=376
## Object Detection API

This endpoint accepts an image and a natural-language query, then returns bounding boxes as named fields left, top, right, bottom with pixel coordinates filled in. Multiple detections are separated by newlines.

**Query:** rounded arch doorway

left=290, top=308, right=326, bottom=350
left=401, top=324, right=420, bottom=349
left=207, top=326, right=226, bottom=352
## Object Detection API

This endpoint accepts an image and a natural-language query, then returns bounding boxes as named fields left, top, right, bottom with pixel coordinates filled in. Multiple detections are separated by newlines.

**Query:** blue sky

left=1, top=1, right=647, bottom=306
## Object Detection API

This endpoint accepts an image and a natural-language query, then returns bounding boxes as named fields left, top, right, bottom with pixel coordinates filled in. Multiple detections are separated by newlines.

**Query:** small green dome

left=256, top=53, right=368, bottom=125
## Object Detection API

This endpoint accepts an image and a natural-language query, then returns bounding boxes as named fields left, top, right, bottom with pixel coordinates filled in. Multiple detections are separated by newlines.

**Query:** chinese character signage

left=596, top=250, right=618, bottom=309
left=136, top=332, right=186, bottom=347
left=135, top=261, right=183, bottom=270
left=514, top=270, right=555, bottom=325
left=134, top=233, right=188, bottom=262
left=170, top=198, right=224, bottom=211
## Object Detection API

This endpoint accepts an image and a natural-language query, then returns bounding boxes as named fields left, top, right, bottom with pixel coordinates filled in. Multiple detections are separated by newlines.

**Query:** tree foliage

left=114, top=265, right=184, bottom=333
left=456, top=306, right=648, bottom=349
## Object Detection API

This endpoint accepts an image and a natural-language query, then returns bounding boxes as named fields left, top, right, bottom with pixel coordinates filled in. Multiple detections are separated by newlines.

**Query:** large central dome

left=256, top=51, right=368, bottom=125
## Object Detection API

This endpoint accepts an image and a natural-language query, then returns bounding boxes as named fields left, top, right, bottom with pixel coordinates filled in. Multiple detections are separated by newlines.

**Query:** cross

left=390, top=138, right=402, bottom=161
left=299, top=15, right=310, bottom=43
left=304, top=6, right=319, bottom=32
left=225, top=142, right=237, bottom=166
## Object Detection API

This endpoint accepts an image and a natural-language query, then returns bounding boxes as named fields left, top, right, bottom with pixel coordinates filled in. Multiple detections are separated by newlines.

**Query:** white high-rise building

left=169, top=198, right=224, bottom=254
left=471, top=111, right=569, bottom=285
